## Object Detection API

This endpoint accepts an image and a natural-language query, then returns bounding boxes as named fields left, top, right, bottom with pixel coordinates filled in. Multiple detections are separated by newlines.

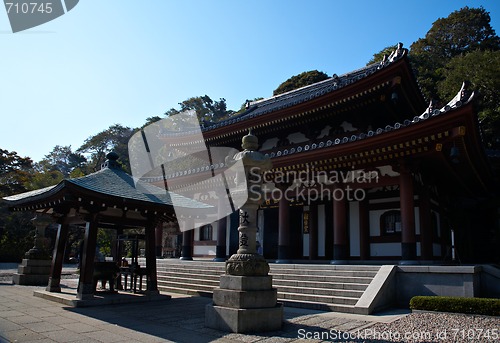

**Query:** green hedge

left=410, top=296, right=500, bottom=316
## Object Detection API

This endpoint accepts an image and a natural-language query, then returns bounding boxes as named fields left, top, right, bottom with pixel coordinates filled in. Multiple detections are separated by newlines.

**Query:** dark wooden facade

left=180, top=44, right=498, bottom=263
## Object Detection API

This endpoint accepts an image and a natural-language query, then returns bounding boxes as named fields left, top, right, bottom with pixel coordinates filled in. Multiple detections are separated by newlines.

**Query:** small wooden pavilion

left=2, top=152, right=210, bottom=300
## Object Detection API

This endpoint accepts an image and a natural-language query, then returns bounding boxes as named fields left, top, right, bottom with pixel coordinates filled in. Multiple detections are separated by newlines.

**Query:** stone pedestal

left=205, top=274, right=283, bottom=333
left=13, top=218, right=52, bottom=286
left=12, top=259, right=51, bottom=285
left=205, top=130, right=282, bottom=333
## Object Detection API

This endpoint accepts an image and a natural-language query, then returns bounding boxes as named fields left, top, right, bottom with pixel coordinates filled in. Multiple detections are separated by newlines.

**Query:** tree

left=236, top=97, right=264, bottom=113
left=0, top=202, right=35, bottom=261
left=409, top=6, right=500, bottom=100
left=78, top=124, right=134, bottom=173
left=273, top=70, right=329, bottom=96
left=36, top=145, right=87, bottom=178
left=367, top=44, right=399, bottom=65
left=0, top=148, right=35, bottom=261
left=0, top=149, right=32, bottom=197
left=141, top=116, right=162, bottom=128
left=25, top=170, right=64, bottom=191
left=165, top=95, right=233, bottom=126
left=438, top=50, right=500, bottom=148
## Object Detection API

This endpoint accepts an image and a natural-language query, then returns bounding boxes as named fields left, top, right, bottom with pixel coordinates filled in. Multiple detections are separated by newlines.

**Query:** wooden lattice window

left=381, top=210, right=401, bottom=235
left=199, top=224, right=213, bottom=241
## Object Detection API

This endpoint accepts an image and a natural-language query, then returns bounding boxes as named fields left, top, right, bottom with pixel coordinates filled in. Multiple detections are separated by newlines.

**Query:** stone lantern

left=205, top=130, right=283, bottom=333
left=13, top=215, right=52, bottom=285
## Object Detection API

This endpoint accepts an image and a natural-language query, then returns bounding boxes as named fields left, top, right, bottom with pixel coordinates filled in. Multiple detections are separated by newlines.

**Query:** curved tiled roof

left=203, top=44, right=408, bottom=132
left=261, top=82, right=475, bottom=160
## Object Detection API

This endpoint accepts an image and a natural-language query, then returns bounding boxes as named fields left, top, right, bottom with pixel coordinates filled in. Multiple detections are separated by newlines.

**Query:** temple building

left=3, top=44, right=499, bottom=267
left=170, top=44, right=498, bottom=264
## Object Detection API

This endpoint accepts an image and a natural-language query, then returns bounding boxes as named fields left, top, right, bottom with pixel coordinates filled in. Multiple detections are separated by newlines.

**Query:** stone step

left=154, top=260, right=380, bottom=271
left=156, top=284, right=213, bottom=297
left=156, top=267, right=224, bottom=276
left=277, top=291, right=359, bottom=306
left=270, top=264, right=380, bottom=271
left=157, top=274, right=220, bottom=286
left=278, top=298, right=357, bottom=313
left=272, top=279, right=368, bottom=291
left=156, top=269, right=372, bottom=287
left=141, top=259, right=380, bottom=313
left=155, top=281, right=359, bottom=307
left=155, top=276, right=365, bottom=298
left=276, top=285, right=364, bottom=298
left=156, top=266, right=376, bottom=279
left=270, top=273, right=373, bottom=284
left=270, top=268, right=378, bottom=277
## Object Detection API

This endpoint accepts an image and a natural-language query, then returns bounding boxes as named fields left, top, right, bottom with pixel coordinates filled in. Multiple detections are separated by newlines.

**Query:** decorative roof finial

left=101, top=151, right=120, bottom=170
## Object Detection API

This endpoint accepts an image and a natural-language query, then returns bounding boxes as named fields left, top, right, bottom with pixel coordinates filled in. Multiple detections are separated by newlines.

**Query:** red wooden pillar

left=400, top=165, right=416, bottom=261
left=77, top=216, right=99, bottom=300
left=155, top=222, right=163, bottom=257
left=145, top=220, right=158, bottom=294
left=419, top=188, right=433, bottom=260
left=309, top=204, right=318, bottom=260
left=333, top=187, right=348, bottom=262
left=359, top=197, right=370, bottom=260
left=46, top=223, right=69, bottom=292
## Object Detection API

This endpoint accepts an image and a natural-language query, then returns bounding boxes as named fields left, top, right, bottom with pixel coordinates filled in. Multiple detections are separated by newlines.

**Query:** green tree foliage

left=409, top=6, right=500, bottom=100
left=36, top=145, right=87, bottom=178
left=165, top=95, right=234, bottom=126
left=141, top=116, right=162, bottom=128
left=273, top=70, right=329, bottom=96
left=0, top=203, right=35, bottom=261
left=0, top=149, right=35, bottom=261
left=369, top=7, right=500, bottom=148
left=0, top=149, right=32, bottom=197
left=97, top=228, right=113, bottom=257
left=366, top=44, right=398, bottom=65
left=438, top=50, right=500, bottom=148
left=24, top=145, right=89, bottom=190
left=236, top=97, right=264, bottom=113
left=25, top=170, right=64, bottom=191
left=78, top=124, right=134, bottom=173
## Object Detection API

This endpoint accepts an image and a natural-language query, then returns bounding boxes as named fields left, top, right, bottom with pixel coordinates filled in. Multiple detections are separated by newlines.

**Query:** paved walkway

left=0, top=270, right=408, bottom=343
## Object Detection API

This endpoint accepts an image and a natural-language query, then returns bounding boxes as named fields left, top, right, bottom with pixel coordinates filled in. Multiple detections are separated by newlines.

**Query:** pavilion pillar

left=419, top=188, right=433, bottom=260
left=46, top=223, right=69, bottom=292
left=145, top=220, right=159, bottom=294
left=332, top=186, right=348, bottom=263
left=77, top=216, right=99, bottom=300
left=308, top=204, right=318, bottom=260
left=155, top=222, right=163, bottom=257
left=276, top=195, right=291, bottom=263
left=400, top=165, right=416, bottom=262
left=180, top=218, right=194, bottom=260
left=111, top=227, right=119, bottom=262
left=114, top=227, right=124, bottom=290
left=359, top=197, right=370, bottom=260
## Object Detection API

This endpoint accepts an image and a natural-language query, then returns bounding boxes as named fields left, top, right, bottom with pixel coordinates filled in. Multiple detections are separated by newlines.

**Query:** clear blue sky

left=1, top=0, right=499, bottom=162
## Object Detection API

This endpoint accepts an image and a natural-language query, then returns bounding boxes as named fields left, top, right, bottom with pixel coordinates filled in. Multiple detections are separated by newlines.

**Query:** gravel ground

left=359, top=312, right=500, bottom=343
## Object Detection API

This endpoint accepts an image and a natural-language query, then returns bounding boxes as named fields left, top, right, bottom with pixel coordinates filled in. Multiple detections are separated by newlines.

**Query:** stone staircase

left=147, top=259, right=380, bottom=313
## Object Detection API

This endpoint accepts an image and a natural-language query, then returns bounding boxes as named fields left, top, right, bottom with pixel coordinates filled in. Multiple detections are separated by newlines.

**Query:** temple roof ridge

left=203, top=44, right=408, bottom=132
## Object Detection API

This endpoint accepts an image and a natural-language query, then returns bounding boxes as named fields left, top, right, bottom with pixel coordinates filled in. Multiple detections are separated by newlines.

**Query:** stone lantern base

left=12, top=258, right=51, bottom=286
left=205, top=274, right=283, bottom=333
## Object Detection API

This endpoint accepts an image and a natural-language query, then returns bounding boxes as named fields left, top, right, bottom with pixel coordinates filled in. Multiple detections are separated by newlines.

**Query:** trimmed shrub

left=410, top=296, right=500, bottom=316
